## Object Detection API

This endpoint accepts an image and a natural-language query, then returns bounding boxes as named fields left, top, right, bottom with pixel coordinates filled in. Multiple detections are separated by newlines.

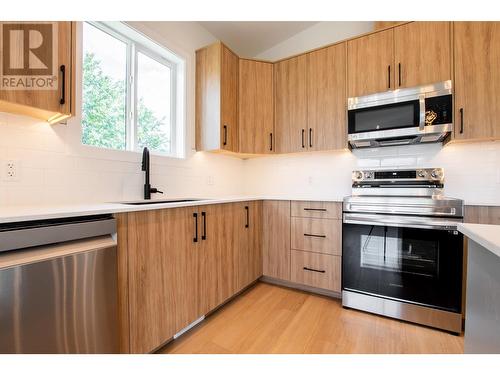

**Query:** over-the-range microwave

left=347, top=80, right=453, bottom=149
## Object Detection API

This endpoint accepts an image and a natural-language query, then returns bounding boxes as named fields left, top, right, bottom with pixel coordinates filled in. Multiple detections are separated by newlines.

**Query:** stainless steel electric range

left=342, top=168, right=464, bottom=333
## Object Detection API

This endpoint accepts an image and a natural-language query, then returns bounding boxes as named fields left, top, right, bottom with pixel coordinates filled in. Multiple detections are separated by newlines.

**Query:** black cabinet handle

left=309, top=128, right=313, bottom=148
left=269, top=133, right=273, bottom=151
left=303, top=267, right=325, bottom=274
left=304, top=208, right=327, bottom=212
left=398, top=63, right=402, bottom=87
left=201, top=211, right=207, bottom=240
left=301, top=129, right=305, bottom=148
left=387, top=65, right=391, bottom=89
left=245, top=206, right=249, bottom=228
left=59, top=65, right=66, bottom=105
left=223, top=125, right=227, bottom=146
left=459, top=108, right=464, bottom=134
left=193, top=212, right=198, bottom=243
left=304, top=233, right=327, bottom=238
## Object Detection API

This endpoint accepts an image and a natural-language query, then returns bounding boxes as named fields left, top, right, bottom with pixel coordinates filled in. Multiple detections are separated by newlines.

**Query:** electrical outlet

left=4, top=160, right=19, bottom=181
left=207, top=175, right=214, bottom=186
left=308, top=176, right=313, bottom=185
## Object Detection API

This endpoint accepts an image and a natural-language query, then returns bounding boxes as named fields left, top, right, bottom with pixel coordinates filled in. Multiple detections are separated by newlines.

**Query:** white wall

left=255, top=21, right=374, bottom=61
left=0, top=22, right=246, bottom=207
left=243, top=141, right=500, bottom=206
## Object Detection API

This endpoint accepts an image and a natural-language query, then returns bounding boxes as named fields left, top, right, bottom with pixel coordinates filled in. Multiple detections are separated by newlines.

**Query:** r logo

left=0, top=22, right=58, bottom=90
left=2, top=24, right=53, bottom=75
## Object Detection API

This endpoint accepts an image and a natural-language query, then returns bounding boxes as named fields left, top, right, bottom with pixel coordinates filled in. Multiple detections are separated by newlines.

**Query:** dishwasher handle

left=0, top=216, right=116, bottom=253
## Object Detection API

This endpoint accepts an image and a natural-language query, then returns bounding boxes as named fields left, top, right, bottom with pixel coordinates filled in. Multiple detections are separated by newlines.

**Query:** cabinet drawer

left=291, top=217, right=341, bottom=255
left=291, top=201, right=341, bottom=219
left=290, top=250, right=341, bottom=292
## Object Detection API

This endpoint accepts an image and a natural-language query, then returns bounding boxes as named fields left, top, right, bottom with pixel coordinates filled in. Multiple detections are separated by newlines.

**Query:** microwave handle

left=419, top=94, right=425, bottom=131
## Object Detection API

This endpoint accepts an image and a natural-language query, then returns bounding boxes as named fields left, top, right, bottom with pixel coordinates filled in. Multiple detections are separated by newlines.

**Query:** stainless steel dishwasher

left=0, top=214, right=119, bottom=354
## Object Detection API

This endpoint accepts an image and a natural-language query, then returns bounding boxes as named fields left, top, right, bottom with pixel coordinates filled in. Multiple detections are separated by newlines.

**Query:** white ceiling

left=198, top=21, right=319, bottom=58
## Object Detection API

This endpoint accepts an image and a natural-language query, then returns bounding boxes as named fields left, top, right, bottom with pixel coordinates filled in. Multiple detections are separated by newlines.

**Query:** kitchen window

left=81, top=21, right=184, bottom=156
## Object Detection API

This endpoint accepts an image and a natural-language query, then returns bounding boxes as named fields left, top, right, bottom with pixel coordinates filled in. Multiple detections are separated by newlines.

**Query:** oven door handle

left=343, top=213, right=460, bottom=230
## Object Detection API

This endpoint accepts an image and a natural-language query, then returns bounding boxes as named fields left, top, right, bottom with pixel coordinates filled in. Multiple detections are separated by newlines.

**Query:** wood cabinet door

left=238, top=59, right=274, bottom=154
left=221, top=45, right=239, bottom=152
left=262, top=200, right=291, bottom=280
left=198, top=203, right=239, bottom=312
left=307, top=43, right=347, bottom=151
left=347, top=29, right=394, bottom=97
left=0, top=21, right=73, bottom=117
left=454, top=22, right=500, bottom=140
left=237, top=201, right=263, bottom=291
left=394, top=21, right=452, bottom=88
left=127, top=207, right=199, bottom=353
left=274, top=55, right=308, bottom=153
left=195, top=43, right=221, bottom=151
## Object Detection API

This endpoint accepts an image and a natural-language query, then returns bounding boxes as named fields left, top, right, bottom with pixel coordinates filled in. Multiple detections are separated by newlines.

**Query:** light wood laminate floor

left=158, top=282, right=464, bottom=354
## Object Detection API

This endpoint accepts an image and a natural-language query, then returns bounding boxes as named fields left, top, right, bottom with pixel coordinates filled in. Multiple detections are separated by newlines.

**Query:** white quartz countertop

left=0, top=196, right=344, bottom=224
left=457, top=223, right=500, bottom=258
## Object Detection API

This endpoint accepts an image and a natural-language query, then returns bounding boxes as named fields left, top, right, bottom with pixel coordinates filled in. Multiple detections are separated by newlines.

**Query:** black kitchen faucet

left=142, top=147, right=163, bottom=199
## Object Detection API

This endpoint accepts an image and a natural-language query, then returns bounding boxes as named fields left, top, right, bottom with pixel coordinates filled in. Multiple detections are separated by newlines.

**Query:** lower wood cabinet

left=290, top=250, right=341, bottom=292
left=262, top=200, right=343, bottom=293
left=262, top=200, right=291, bottom=280
left=126, top=207, right=199, bottom=354
left=119, top=202, right=262, bottom=353
left=237, top=201, right=263, bottom=291
left=291, top=217, right=341, bottom=256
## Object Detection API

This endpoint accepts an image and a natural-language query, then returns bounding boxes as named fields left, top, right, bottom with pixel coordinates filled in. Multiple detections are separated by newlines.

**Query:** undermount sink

left=119, top=199, right=202, bottom=206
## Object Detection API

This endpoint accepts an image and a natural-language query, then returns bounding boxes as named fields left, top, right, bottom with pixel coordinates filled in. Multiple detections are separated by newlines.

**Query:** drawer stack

left=290, top=201, right=342, bottom=293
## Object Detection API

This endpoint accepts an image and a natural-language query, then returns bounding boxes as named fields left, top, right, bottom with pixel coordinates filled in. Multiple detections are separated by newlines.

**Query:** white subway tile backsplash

left=0, top=111, right=246, bottom=207
left=244, top=141, right=500, bottom=206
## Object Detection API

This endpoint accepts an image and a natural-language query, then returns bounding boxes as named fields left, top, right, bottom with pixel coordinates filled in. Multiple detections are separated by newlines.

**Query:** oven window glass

left=342, top=223, right=463, bottom=312
left=348, top=100, right=419, bottom=134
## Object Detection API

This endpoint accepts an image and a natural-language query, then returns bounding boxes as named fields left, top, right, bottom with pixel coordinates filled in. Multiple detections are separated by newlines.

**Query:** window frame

left=83, top=21, right=178, bottom=156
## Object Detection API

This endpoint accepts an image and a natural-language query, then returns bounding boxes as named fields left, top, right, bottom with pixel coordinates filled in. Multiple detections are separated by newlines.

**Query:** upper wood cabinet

left=394, top=21, right=451, bottom=89
left=454, top=22, right=500, bottom=141
left=238, top=59, right=274, bottom=154
left=196, top=42, right=238, bottom=152
left=347, top=28, right=394, bottom=97
left=348, top=22, right=451, bottom=97
left=0, top=21, right=75, bottom=123
left=274, top=55, right=308, bottom=153
left=307, top=43, right=347, bottom=151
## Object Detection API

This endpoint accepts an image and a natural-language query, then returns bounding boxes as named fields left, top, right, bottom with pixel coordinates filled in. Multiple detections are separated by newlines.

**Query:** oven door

left=342, top=214, right=463, bottom=313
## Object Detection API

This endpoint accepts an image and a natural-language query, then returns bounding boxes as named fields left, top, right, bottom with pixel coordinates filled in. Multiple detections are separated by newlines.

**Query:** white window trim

left=80, top=21, right=185, bottom=159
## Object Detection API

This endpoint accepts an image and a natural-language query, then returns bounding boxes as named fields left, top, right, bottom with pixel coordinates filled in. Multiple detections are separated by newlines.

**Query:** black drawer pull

left=303, top=267, right=325, bottom=274
left=245, top=206, right=249, bottom=228
left=301, top=129, right=305, bottom=148
left=223, top=125, right=228, bottom=146
left=193, top=212, right=198, bottom=243
left=309, top=128, right=313, bottom=148
left=459, top=108, right=464, bottom=134
left=398, top=62, right=402, bottom=87
left=304, top=233, right=326, bottom=238
left=201, top=211, right=207, bottom=240
left=269, top=133, right=273, bottom=151
left=59, top=65, right=66, bottom=105
left=303, top=208, right=327, bottom=212
left=387, top=65, right=391, bottom=89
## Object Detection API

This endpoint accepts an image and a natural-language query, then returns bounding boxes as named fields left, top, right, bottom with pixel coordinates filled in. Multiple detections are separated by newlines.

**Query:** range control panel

left=352, top=168, right=444, bottom=186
